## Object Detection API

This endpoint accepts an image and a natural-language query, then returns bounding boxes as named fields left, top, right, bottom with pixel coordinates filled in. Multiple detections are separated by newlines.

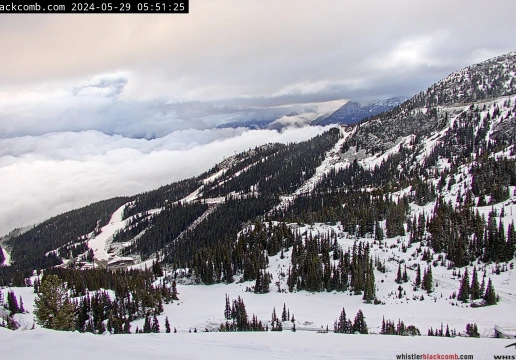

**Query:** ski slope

left=87, top=204, right=128, bottom=262
left=1, top=247, right=10, bottom=266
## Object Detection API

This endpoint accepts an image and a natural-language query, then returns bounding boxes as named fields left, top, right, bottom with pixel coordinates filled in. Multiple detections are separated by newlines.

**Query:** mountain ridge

left=312, top=96, right=408, bottom=126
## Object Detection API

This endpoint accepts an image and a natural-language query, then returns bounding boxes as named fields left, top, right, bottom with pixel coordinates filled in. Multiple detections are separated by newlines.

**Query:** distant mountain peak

left=312, top=96, right=407, bottom=126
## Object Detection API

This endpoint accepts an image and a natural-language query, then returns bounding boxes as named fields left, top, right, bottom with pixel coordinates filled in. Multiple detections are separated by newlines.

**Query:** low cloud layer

left=0, top=126, right=330, bottom=236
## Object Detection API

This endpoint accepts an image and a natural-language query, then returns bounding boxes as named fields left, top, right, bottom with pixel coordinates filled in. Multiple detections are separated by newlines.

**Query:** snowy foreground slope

left=2, top=327, right=516, bottom=360
left=0, top=329, right=516, bottom=360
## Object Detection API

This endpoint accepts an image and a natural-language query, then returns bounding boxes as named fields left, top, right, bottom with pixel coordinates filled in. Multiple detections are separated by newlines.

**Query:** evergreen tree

left=374, top=221, right=384, bottom=241
left=352, top=310, right=368, bottom=334
left=19, top=296, right=25, bottom=313
left=415, top=264, right=421, bottom=287
left=396, top=319, right=405, bottom=335
left=395, top=264, right=402, bottom=284
left=232, top=296, right=250, bottom=331
left=504, top=222, right=516, bottom=261
left=458, top=268, right=470, bottom=302
left=143, top=314, right=152, bottom=333
left=34, top=275, right=75, bottom=331
left=422, top=266, right=433, bottom=292
left=271, top=307, right=277, bottom=324
left=152, top=314, right=160, bottom=333
left=165, top=316, right=171, bottom=333
left=33, top=278, right=40, bottom=293
left=7, top=291, right=19, bottom=315
left=470, top=267, right=480, bottom=300
left=151, top=260, right=163, bottom=277
left=334, top=307, right=350, bottom=334
left=281, top=303, right=287, bottom=322
left=362, top=259, right=376, bottom=303
left=224, top=294, right=231, bottom=320
left=123, top=319, right=131, bottom=334
left=465, top=323, right=479, bottom=338
left=483, top=278, right=498, bottom=305
left=171, top=280, right=179, bottom=300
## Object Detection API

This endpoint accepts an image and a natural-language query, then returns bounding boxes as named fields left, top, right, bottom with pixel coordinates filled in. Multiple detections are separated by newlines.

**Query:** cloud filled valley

left=0, top=126, right=330, bottom=236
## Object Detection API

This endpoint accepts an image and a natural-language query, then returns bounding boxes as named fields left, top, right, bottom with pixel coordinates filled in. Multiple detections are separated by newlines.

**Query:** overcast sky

left=0, top=0, right=515, bottom=236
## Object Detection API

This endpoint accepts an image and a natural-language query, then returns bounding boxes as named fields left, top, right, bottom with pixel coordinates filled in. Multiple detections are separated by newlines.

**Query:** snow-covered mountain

left=1, top=51, right=516, bottom=348
left=216, top=100, right=347, bottom=130
left=312, top=97, right=407, bottom=126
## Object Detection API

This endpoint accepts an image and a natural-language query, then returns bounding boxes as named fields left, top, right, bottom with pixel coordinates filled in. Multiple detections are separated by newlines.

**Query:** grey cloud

left=0, top=74, right=346, bottom=138
left=1, top=0, right=514, bottom=99
left=72, top=74, right=128, bottom=98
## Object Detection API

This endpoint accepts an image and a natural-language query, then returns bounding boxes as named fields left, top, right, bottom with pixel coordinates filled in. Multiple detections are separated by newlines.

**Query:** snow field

left=1, top=326, right=515, bottom=360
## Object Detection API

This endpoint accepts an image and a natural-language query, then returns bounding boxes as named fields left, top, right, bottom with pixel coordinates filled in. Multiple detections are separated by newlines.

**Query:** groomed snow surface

left=87, top=204, right=128, bottom=262
left=0, top=247, right=9, bottom=266
left=2, top=326, right=516, bottom=360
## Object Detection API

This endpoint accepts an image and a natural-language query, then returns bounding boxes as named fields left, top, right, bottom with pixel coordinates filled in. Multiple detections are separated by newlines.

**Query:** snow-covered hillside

left=3, top=210, right=516, bottom=337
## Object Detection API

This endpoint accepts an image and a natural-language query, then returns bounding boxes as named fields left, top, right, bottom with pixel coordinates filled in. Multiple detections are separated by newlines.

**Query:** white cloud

left=0, top=126, right=331, bottom=236
left=271, top=81, right=335, bottom=97
left=372, top=35, right=447, bottom=71
left=267, top=100, right=346, bottom=128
